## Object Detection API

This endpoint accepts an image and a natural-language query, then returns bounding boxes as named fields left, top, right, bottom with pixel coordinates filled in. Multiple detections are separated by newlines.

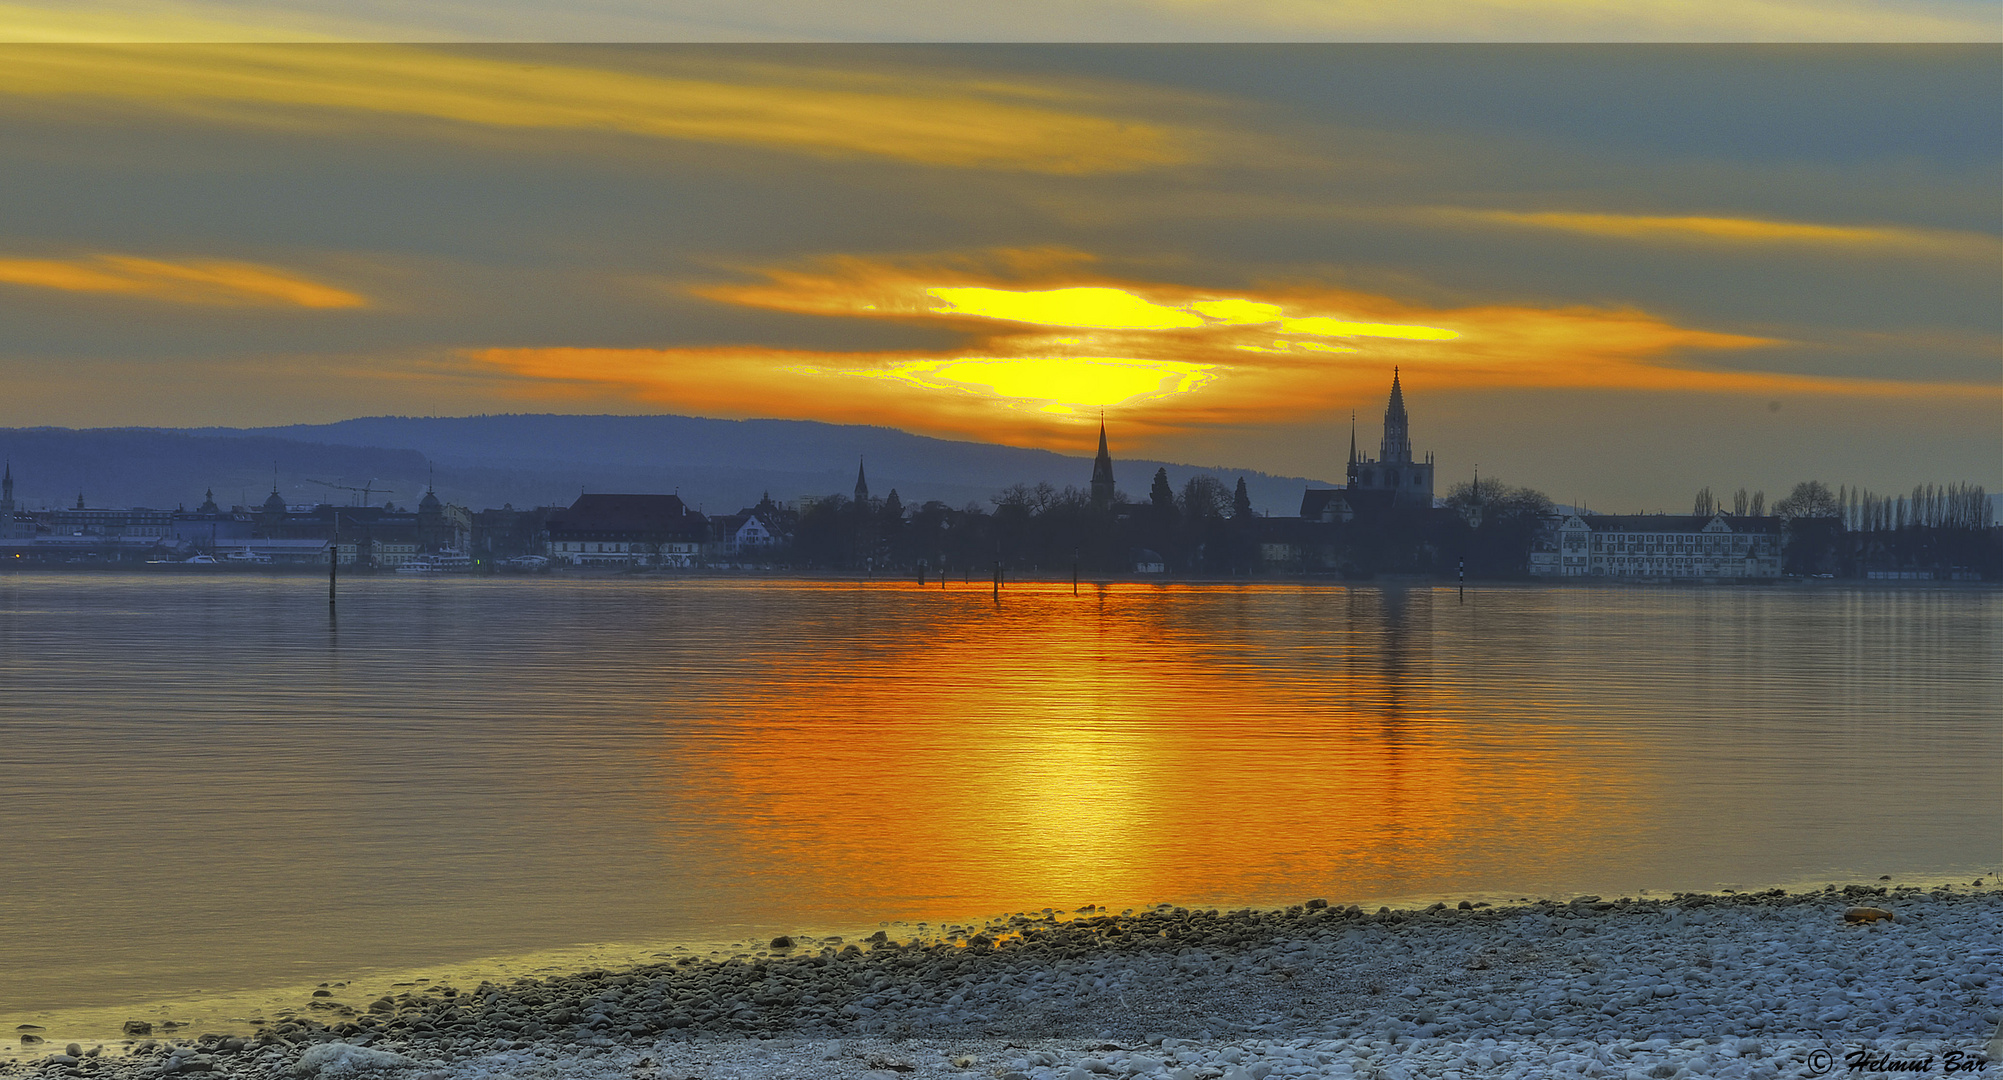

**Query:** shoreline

left=2, top=565, right=1995, bottom=590
left=9, top=884, right=1998, bottom=1079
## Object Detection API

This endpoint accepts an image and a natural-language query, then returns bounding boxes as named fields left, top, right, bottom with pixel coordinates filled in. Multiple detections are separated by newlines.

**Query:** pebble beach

left=9, top=886, right=1999, bottom=1080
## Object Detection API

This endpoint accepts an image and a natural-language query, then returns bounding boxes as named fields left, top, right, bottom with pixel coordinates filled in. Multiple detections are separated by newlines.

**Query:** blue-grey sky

left=0, top=44, right=1995, bottom=508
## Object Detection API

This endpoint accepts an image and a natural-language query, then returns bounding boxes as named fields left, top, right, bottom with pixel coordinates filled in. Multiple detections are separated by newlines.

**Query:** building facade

left=1529, top=513, right=1782, bottom=579
left=546, top=493, right=708, bottom=567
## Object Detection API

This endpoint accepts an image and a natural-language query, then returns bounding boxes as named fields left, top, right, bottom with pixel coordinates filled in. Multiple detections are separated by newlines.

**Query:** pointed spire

left=1091, top=415, right=1116, bottom=505
left=853, top=457, right=869, bottom=504
left=1380, top=368, right=1412, bottom=465
left=1348, top=412, right=1357, bottom=466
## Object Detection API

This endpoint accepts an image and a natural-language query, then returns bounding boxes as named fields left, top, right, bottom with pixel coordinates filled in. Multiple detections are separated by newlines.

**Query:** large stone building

left=1301, top=369, right=1437, bottom=520
left=1529, top=513, right=1782, bottom=579
left=546, top=493, right=708, bottom=567
left=1346, top=368, right=1434, bottom=509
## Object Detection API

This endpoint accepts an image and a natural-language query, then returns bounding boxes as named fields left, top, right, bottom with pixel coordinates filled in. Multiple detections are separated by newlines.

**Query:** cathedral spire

left=1090, top=415, right=1116, bottom=507
left=1380, top=368, right=1412, bottom=465
left=1347, top=412, right=1357, bottom=466
left=853, top=458, right=869, bottom=504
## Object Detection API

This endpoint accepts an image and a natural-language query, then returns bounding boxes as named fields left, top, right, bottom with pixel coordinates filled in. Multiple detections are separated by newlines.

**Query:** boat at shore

left=394, top=550, right=472, bottom=574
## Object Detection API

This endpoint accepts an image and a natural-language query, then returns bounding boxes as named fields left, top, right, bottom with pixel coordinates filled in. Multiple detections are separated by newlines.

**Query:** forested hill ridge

left=0, top=414, right=1328, bottom=516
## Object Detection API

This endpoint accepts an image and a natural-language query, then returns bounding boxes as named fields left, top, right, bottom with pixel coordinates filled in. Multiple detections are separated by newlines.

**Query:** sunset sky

left=0, top=34, right=1995, bottom=507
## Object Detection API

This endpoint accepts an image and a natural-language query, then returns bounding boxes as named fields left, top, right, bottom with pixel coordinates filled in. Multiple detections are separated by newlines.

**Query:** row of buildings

left=9, top=372, right=1965, bottom=580
left=0, top=465, right=782, bottom=570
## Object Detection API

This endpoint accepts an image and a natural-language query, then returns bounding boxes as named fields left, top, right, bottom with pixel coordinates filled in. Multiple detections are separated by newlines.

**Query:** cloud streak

left=0, top=253, right=366, bottom=308
left=1439, top=208, right=2002, bottom=259
left=0, top=45, right=1203, bottom=174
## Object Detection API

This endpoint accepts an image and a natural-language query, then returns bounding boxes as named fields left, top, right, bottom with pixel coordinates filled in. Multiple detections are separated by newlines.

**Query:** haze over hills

left=1, top=414, right=1334, bottom=517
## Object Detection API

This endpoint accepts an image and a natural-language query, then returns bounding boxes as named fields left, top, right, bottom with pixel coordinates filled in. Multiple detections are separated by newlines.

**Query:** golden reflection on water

left=2, top=576, right=1997, bottom=1044
left=649, top=583, right=1644, bottom=923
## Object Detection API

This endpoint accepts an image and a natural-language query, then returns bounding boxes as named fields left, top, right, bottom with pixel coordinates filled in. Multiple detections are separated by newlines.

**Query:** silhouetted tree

left=1149, top=468, right=1175, bottom=513
left=1774, top=481, right=1839, bottom=520
left=1442, top=477, right=1554, bottom=577
left=1232, top=477, right=1252, bottom=520
left=1693, top=487, right=1715, bottom=516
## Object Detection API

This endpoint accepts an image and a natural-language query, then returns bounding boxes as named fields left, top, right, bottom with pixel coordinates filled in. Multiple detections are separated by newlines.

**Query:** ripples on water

left=0, top=575, right=1996, bottom=1015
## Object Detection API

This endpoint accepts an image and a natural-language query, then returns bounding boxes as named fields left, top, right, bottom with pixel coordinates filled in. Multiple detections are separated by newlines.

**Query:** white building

left=1530, top=513, right=1782, bottom=579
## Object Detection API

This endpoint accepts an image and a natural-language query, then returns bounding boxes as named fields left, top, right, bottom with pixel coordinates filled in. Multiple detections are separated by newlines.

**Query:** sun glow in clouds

left=925, top=285, right=1458, bottom=340
left=801, top=356, right=1219, bottom=413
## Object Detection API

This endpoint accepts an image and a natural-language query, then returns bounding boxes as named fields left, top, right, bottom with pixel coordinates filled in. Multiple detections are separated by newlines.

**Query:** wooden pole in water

left=992, top=560, right=1001, bottom=600
left=328, top=510, right=338, bottom=607
left=1072, top=561, right=1078, bottom=595
left=1458, top=556, right=1464, bottom=604
left=918, top=563, right=925, bottom=587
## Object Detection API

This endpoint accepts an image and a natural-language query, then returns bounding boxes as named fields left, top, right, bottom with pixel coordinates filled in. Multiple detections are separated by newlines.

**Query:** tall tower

left=1090, top=419, right=1115, bottom=507
left=1380, top=367, right=1411, bottom=465
left=0, top=462, right=13, bottom=540
left=853, top=458, right=869, bottom=506
left=1343, top=370, right=1434, bottom=509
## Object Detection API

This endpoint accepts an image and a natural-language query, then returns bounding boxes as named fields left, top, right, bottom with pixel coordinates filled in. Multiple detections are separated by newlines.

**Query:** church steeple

left=1090, top=417, right=1115, bottom=507
left=1347, top=412, right=1357, bottom=466
left=853, top=458, right=869, bottom=505
left=1380, top=367, right=1412, bottom=465
left=1, top=461, right=11, bottom=508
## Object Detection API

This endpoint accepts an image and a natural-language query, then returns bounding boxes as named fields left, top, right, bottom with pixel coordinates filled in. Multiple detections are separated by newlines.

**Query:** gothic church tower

left=1345, top=369, right=1435, bottom=509
left=1090, top=420, right=1116, bottom=508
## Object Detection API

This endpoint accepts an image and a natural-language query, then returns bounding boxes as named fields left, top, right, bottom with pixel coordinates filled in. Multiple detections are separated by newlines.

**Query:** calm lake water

left=2, top=575, right=1998, bottom=1034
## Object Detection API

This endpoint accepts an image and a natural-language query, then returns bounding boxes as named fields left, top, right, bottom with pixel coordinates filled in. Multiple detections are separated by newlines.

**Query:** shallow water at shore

left=2, top=575, right=1997, bottom=1030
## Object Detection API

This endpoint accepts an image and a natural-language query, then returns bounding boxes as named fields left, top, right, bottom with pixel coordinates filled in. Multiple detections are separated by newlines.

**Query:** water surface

left=2, top=575, right=1996, bottom=1031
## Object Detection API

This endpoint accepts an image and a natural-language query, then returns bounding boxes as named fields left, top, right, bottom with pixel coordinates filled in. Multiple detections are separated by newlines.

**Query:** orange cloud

left=0, top=46, right=1201, bottom=175
left=0, top=253, right=366, bottom=308
left=472, top=253, right=1994, bottom=451
left=1436, top=208, right=2002, bottom=260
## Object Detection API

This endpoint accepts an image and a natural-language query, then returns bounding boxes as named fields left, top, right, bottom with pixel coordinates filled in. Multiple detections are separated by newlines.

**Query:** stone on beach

left=7, top=887, right=1999, bottom=1080
left=1843, top=905, right=1895, bottom=923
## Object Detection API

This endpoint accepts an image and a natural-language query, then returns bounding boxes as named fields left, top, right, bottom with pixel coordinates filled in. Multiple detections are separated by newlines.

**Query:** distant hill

left=1, top=414, right=1333, bottom=517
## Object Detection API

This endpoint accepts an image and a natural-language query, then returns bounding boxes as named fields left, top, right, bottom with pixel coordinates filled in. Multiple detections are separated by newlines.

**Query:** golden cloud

left=1438, top=208, right=2003, bottom=260
left=0, top=253, right=366, bottom=308
left=464, top=251, right=2003, bottom=454
left=0, top=45, right=1201, bottom=174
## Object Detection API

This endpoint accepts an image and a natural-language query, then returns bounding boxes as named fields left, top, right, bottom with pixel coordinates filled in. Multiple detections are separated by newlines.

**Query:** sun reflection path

left=641, top=584, right=1648, bottom=926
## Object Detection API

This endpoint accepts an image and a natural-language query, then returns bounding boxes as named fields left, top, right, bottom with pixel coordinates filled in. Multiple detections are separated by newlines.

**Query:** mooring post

left=1072, top=561, right=1079, bottom=595
left=1459, top=556, right=1465, bottom=604
left=328, top=511, right=338, bottom=607
left=992, top=560, right=1001, bottom=600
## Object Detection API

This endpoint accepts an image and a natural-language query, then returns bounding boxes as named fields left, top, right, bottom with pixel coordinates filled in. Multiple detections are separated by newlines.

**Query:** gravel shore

left=10, top=886, right=1999, bottom=1080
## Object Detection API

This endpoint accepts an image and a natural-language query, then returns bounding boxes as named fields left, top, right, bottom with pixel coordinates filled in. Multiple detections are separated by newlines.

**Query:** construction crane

left=307, top=478, right=396, bottom=506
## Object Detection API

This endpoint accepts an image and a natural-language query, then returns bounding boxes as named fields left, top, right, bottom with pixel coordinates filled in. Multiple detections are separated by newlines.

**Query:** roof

left=1300, top=489, right=1341, bottom=519
left=549, top=493, right=703, bottom=536
left=1555, top=513, right=1780, bottom=534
